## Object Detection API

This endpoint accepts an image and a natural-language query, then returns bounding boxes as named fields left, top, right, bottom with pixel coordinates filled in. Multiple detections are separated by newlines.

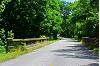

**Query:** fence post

left=7, top=38, right=13, bottom=52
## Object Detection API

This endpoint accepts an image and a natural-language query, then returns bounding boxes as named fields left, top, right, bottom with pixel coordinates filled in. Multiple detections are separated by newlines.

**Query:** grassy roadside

left=93, top=48, right=99, bottom=55
left=0, top=39, right=59, bottom=62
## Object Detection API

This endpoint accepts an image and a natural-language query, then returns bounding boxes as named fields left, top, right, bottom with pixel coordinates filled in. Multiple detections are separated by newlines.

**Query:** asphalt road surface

left=0, top=38, right=99, bottom=66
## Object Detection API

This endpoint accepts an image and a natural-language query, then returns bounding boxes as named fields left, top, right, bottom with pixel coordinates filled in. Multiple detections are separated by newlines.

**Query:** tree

left=41, top=0, right=62, bottom=39
left=0, top=0, right=12, bottom=53
left=61, top=0, right=99, bottom=40
left=2, top=0, right=47, bottom=38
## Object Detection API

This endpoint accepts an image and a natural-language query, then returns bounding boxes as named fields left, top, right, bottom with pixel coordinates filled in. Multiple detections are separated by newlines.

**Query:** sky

left=62, top=0, right=76, bottom=2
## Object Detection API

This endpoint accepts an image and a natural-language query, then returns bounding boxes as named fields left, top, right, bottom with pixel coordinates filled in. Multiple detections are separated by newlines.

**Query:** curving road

left=0, top=38, right=99, bottom=66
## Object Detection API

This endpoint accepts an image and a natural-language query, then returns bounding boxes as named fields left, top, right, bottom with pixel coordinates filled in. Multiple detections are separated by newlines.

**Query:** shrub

left=7, top=30, right=14, bottom=38
left=0, top=28, right=6, bottom=54
left=93, top=48, right=99, bottom=55
left=0, top=28, right=14, bottom=53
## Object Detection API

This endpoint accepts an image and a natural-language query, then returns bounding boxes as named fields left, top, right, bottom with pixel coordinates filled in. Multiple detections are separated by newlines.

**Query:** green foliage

left=0, top=50, right=27, bottom=62
left=73, top=0, right=98, bottom=39
left=93, top=48, right=99, bottom=55
left=0, top=45, right=6, bottom=54
left=0, top=29, right=5, bottom=41
left=60, top=2, right=75, bottom=38
left=61, top=0, right=99, bottom=40
left=0, top=0, right=13, bottom=53
left=0, top=28, right=6, bottom=54
left=0, top=0, right=11, bottom=13
left=41, top=0, right=62, bottom=39
left=0, top=28, right=14, bottom=53
left=0, top=0, right=62, bottom=40
left=1, top=0, right=47, bottom=38
left=7, top=30, right=14, bottom=38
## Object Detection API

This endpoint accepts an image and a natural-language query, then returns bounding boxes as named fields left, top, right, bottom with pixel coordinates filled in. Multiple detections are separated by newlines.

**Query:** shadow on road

left=52, top=44, right=99, bottom=60
left=83, top=63, right=99, bottom=66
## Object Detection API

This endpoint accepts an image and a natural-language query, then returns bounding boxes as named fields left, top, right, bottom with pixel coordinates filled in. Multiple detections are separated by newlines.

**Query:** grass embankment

left=0, top=40, right=59, bottom=62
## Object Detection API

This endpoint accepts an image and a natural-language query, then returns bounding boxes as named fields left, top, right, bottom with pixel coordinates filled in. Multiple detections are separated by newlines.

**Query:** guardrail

left=82, top=37, right=98, bottom=47
left=7, top=38, right=48, bottom=49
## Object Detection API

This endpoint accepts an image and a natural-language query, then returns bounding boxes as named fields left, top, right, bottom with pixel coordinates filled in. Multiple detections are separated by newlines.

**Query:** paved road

left=0, top=38, right=99, bottom=66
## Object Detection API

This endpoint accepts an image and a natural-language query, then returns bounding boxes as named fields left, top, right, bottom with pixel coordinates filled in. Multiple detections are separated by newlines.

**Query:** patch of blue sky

left=61, top=0, right=76, bottom=2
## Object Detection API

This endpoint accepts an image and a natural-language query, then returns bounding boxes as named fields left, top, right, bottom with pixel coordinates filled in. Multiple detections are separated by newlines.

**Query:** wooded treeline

left=61, top=0, right=99, bottom=39
left=0, top=0, right=62, bottom=39
left=0, top=0, right=99, bottom=53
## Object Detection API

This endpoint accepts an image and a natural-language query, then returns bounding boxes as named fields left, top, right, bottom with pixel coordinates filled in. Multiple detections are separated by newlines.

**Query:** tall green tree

left=41, top=0, right=62, bottom=39
left=0, top=0, right=12, bottom=53
left=60, top=1, right=74, bottom=37
left=61, top=0, right=99, bottom=40
left=2, top=0, right=47, bottom=38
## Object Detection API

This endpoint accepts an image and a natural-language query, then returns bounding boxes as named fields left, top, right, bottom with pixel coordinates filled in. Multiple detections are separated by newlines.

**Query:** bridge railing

left=7, top=38, right=48, bottom=50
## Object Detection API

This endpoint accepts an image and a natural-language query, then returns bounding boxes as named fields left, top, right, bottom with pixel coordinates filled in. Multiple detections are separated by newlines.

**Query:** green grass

left=48, top=39, right=59, bottom=44
left=0, top=46, right=6, bottom=54
left=93, top=48, right=99, bottom=55
left=0, top=50, right=27, bottom=62
left=0, top=39, right=59, bottom=62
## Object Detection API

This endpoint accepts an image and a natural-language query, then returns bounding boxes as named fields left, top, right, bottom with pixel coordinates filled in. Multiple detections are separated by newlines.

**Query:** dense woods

left=0, top=0, right=99, bottom=53
left=61, top=0, right=99, bottom=40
